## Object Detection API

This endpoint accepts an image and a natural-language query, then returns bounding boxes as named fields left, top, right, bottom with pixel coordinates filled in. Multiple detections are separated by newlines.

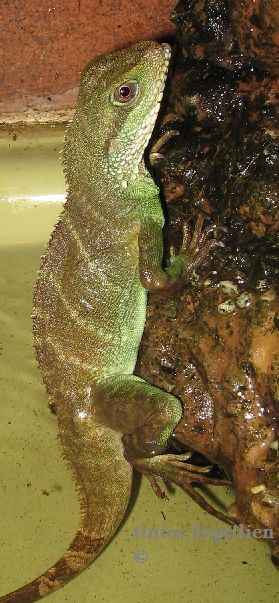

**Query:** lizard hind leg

left=95, top=374, right=183, bottom=459
left=94, top=375, right=235, bottom=526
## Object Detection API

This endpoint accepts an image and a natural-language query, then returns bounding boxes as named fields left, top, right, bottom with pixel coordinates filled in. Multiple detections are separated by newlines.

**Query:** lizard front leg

left=138, top=213, right=225, bottom=294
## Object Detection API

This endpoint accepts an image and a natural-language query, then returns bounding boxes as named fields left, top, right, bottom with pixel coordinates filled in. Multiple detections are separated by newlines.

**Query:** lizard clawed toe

left=147, top=474, right=166, bottom=498
left=129, top=452, right=234, bottom=525
left=149, top=112, right=182, bottom=163
left=175, top=215, right=227, bottom=282
left=149, top=130, right=180, bottom=163
left=128, top=452, right=232, bottom=487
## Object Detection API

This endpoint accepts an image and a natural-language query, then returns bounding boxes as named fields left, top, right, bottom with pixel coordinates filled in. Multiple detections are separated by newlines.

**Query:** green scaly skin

left=0, top=41, right=221, bottom=603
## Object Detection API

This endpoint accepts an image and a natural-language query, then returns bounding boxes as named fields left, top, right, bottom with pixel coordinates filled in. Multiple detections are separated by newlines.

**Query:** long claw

left=150, top=130, right=180, bottom=160
left=179, top=483, right=237, bottom=526
left=149, top=151, right=165, bottom=164
left=160, top=112, right=181, bottom=127
left=149, top=113, right=182, bottom=163
left=147, top=474, right=166, bottom=499
left=169, top=244, right=177, bottom=258
left=185, top=215, right=204, bottom=252
left=181, top=222, right=191, bottom=250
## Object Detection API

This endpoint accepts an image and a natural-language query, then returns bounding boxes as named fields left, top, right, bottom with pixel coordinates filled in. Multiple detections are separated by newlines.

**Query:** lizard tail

left=0, top=421, right=133, bottom=603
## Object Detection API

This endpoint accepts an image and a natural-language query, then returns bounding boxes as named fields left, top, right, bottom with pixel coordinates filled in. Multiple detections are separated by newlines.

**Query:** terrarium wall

left=0, top=0, right=175, bottom=115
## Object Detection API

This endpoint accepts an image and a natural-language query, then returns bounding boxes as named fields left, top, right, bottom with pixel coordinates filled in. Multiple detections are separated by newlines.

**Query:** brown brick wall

left=0, top=0, right=175, bottom=114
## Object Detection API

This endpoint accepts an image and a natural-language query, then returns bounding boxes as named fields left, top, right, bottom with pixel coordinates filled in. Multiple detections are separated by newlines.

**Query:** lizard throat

left=107, top=44, right=171, bottom=189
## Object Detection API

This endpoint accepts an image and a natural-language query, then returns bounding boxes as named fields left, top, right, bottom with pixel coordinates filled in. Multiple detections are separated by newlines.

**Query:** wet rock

left=136, top=0, right=279, bottom=562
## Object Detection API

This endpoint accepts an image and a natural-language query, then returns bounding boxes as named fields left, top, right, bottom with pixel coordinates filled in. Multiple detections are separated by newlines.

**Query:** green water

left=0, top=126, right=278, bottom=602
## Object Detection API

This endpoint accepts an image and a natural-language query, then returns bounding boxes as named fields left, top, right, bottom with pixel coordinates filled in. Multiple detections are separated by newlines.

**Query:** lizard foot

left=149, top=112, right=181, bottom=163
left=172, top=215, right=227, bottom=285
left=128, top=451, right=235, bottom=526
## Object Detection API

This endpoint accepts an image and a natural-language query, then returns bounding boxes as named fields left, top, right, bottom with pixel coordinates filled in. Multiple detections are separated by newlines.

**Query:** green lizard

left=0, top=41, right=223, bottom=603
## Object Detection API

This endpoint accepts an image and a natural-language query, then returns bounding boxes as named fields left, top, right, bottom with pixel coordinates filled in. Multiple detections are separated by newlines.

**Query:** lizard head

left=66, top=41, right=170, bottom=191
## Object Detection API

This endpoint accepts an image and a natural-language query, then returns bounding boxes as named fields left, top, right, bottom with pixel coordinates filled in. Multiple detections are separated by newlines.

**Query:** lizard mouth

left=134, top=44, right=171, bottom=178
left=108, top=43, right=171, bottom=188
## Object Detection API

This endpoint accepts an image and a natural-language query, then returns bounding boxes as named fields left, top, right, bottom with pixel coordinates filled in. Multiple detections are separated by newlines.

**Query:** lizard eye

left=113, top=81, right=138, bottom=105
